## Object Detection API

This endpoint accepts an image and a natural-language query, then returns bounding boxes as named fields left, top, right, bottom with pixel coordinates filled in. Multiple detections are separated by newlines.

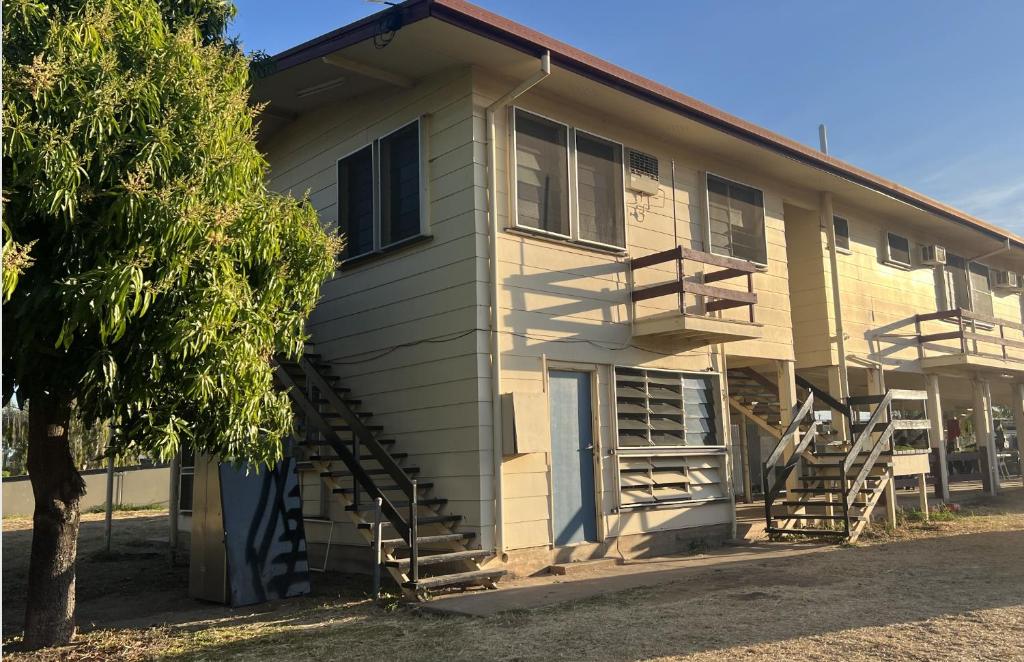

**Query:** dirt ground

left=3, top=486, right=1024, bottom=661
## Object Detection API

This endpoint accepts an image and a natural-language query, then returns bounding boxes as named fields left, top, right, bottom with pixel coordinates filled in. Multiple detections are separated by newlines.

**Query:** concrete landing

left=420, top=540, right=833, bottom=618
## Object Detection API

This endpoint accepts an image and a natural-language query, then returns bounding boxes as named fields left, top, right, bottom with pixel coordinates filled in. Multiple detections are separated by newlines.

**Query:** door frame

left=544, top=361, right=608, bottom=546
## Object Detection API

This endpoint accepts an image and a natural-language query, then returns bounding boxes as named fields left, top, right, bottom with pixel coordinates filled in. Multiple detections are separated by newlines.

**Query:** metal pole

left=372, top=497, right=383, bottom=600
left=104, top=454, right=115, bottom=553
left=409, top=479, right=419, bottom=585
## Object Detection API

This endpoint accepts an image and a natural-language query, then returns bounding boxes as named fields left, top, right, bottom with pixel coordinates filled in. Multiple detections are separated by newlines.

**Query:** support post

left=1013, top=382, right=1024, bottom=487
left=925, top=373, right=950, bottom=501
left=738, top=418, right=752, bottom=504
left=104, top=455, right=115, bottom=553
left=168, top=448, right=181, bottom=563
left=372, top=497, right=383, bottom=600
left=974, top=379, right=999, bottom=496
left=917, top=473, right=929, bottom=521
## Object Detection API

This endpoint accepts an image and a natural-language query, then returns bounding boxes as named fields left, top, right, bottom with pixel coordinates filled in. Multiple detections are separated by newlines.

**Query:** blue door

left=549, top=371, right=598, bottom=546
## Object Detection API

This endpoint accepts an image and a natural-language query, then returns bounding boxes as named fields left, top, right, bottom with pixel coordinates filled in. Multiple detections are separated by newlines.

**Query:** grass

left=83, top=502, right=165, bottom=514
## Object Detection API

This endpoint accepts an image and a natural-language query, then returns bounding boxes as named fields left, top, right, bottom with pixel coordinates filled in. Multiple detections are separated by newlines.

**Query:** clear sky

left=231, top=0, right=1024, bottom=234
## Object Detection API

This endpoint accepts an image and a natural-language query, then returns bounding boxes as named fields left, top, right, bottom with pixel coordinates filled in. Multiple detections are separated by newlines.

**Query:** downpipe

left=486, top=51, right=551, bottom=556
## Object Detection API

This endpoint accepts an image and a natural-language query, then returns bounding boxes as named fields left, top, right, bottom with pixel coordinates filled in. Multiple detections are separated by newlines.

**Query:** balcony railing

left=915, top=308, right=1024, bottom=363
left=629, top=246, right=758, bottom=323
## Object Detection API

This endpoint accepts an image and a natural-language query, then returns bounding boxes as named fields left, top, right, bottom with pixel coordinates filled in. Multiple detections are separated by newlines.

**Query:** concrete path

left=421, top=540, right=834, bottom=617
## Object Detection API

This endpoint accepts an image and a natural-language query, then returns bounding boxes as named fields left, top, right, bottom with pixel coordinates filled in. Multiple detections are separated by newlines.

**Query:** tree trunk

left=23, top=394, right=86, bottom=649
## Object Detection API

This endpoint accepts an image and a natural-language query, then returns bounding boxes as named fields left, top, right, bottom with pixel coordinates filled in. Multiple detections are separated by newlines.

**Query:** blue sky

left=232, top=0, right=1024, bottom=234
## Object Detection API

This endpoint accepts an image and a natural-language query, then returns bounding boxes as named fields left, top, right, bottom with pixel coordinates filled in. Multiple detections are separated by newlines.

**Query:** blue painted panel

left=549, top=371, right=598, bottom=546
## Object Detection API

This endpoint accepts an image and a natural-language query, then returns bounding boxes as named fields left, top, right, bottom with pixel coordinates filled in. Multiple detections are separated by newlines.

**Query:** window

left=946, top=254, right=993, bottom=316
left=706, top=173, right=768, bottom=265
left=379, top=122, right=421, bottom=247
left=337, top=119, right=425, bottom=260
left=575, top=131, right=625, bottom=248
left=512, top=109, right=626, bottom=249
left=833, top=216, right=850, bottom=251
left=613, top=367, right=726, bottom=508
left=514, top=110, right=570, bottom=237
left=337, top=145, right=375, bottom=259
left=885, top=232, right=912, bottom=267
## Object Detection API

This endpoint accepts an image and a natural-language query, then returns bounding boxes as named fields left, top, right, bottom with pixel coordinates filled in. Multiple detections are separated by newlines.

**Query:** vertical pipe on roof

left=485, top=52, right=550, bottom=555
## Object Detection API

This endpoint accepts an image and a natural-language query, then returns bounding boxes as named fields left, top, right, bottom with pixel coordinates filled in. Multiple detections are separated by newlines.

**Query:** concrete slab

left=420, top=541, right=833, bottom=618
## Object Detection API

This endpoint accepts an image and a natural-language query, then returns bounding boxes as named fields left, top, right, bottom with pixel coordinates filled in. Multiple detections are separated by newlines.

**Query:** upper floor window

left=706, top=173, right=767, bottom=265
left=946, top=254, right=993, bottom=317
left=337, top=119, right=425, bottom=260
left=833, top=216, right=850, bottom=252
left=512, top=108, right=625, bottom=250
left=884, top=231, right=912, bottom=268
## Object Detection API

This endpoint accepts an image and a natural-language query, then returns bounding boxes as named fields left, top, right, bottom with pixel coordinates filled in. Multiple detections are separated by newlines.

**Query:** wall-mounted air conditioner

left=919, top=244, right=947, bottom=266
left=626, top=149, right=660, bottom=196
left=992, top=270, right=1022, bottom=292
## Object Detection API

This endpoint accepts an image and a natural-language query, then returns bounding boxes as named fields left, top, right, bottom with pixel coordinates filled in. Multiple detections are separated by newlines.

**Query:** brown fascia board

left=265, top=0, right=1022, bottom=248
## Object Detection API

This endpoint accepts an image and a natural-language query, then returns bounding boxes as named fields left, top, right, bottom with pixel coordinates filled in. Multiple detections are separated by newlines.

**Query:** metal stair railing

left=273, top=356, right=420, bottom=583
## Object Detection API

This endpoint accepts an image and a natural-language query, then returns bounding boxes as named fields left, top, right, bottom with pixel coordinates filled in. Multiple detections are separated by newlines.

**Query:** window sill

left=338, top=234, right=433, bottom=271
left=835, top=247, right=853, bottom=256
left=882, top=260, right=913, bottom=271
left=505, top=226, right=627, bottom=257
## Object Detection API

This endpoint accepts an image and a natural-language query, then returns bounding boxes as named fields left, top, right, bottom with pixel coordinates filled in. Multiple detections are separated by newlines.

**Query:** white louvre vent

left=627, top=149, right=660, bottom=195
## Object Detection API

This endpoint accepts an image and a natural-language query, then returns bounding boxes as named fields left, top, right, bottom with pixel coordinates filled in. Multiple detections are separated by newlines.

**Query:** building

left=181, top=0, right=1024, bottom=597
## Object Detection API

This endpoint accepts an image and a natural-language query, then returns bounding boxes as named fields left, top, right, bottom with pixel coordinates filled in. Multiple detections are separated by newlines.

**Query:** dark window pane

left=947, top=254, right=972, bottom=310
left=707, top=174, right=767, bottom=264
left=515, top=110, right=569, bottom=236
left=969, top=262, right=993, bottom=317
left=576, top=132, right=625, bottom=248
left=833, top=216, right=850, bottom=251
left=887, top=233, right=911, bottom=265
left=380, top=122, right=421, bottom=246
left=338, top=145, right=374, bottom=258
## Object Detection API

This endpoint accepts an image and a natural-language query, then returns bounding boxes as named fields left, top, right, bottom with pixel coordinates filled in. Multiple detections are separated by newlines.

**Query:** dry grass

left=4, top=487, right=1024, bottom=661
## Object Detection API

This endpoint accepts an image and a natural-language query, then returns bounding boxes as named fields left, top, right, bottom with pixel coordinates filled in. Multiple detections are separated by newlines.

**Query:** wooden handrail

left=916, top=307, right=1024, bottom=362
left=764, top=394, right=816, bottom=471
left=629, top=246, right=758, bottom=322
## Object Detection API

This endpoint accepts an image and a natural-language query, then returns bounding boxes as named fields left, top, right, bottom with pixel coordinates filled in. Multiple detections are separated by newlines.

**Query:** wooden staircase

left=273, top=352, right=505, bottom=598
left=727, top=367, right=784, bottom=439
left=762, top=388, right=929, bottom=543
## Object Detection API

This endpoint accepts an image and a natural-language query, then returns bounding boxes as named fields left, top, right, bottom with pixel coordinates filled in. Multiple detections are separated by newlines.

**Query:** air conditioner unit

left=919, top=244, right=947, bottom=266
left=626, top=149, right=660, bottom=196
left=992, top=270, right=1022, bottom=292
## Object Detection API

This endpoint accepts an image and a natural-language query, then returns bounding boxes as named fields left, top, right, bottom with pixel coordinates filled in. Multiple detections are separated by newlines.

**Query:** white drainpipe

left=486, top=52, right=551, bottom=555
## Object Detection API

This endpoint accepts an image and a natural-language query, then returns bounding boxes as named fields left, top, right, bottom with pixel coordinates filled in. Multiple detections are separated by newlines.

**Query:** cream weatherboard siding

left=263, top=67, right=496, bottom=550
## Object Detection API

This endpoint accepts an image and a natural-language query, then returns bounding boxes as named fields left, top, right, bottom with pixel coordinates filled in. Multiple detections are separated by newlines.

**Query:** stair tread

left=765, top=527, right=848, bottom=537
left=335, top=482, right=433, bottom=494
left=346, top=497, right=446, bottom=511
left=322, top=467, right=419, bottom=477
left=357, top=514, right=461, bottom=528
left=381, top=532, right=476, bottom=547
left=403, top=568, right=506, bottom=590
left=771, top=514, right=863, bottom=521
left=386, top=549, right=491, bottom=569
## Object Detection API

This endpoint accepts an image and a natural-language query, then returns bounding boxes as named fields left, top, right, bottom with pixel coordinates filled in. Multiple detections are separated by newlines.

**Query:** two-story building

left=181, top=0, right=1024, bottom=596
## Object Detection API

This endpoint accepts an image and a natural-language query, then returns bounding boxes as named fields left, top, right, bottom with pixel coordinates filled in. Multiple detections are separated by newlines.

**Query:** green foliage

left=2, top=0, right=339, bottom=467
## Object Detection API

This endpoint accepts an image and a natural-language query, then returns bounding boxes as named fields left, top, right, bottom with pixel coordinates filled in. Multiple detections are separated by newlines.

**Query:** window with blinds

left=614, top=367, right=726, bottom=508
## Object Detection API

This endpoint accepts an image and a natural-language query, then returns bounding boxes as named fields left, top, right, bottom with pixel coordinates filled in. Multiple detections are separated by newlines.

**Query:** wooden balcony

left=915, top=308, right=1024, bottom=373
left=628, top=246, right=762, bottom=347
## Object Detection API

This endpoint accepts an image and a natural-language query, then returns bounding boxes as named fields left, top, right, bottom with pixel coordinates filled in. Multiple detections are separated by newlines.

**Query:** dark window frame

left=884, top=231, right=913, bottom=268
left=705, top=172, right=769, bottom=266
left=336, top=118, right=427, bottom=262
left=511, top=107, right=628, bottom=251
left=833, top=215, right=851, bottom=252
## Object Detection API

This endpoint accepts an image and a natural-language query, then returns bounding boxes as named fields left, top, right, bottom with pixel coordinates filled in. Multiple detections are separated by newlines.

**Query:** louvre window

left=614, top=367, right=726, bottom=508
left=514, top=110, right=570, bottom=236
left=512, top=109, right=626, bottom=249
left=337, top=119, right=425, bottom=260
left=833, top=216, right=850, bottom=251
left=706, top=174, right=768, bottom=265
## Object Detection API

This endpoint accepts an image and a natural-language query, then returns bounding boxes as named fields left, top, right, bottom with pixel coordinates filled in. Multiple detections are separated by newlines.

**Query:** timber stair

left=273, top=351, right=504, bottom=598
left=760, top=385, right=929, bottom=543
